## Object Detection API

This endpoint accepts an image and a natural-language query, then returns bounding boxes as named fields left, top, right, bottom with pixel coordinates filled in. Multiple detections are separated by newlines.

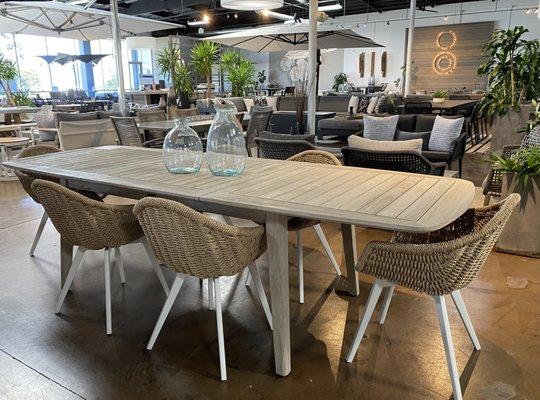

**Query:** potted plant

left=432, top=90, right=447, bottom=103
left=191, top=41, right=219, bottom=99
left=332, top=72, right=348, bottom=92
left=173, top=64, right=194, bottom=109
left=0, top=53, right=18, bottom=106
left=220, top=50, right=256, bottom=97
left=477, top=26, right=540, bottom=151
left=490, top=146, right=540, bottom=256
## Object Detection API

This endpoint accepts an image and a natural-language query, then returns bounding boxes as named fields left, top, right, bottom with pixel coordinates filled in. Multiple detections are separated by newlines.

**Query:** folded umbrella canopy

left=203, top=22, right=382, bottom=52
left=0, top=1, right=181, bottom=41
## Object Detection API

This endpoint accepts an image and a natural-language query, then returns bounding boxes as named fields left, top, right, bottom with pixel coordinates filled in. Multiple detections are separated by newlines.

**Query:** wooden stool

left=0, top=137, right=30, bottom=181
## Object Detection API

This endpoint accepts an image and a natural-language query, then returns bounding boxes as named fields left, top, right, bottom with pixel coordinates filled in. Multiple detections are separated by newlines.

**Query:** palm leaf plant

left=191, top=41, right=219, bottom=99
left=490, top=146, right=540, bottom=195
left=477, top=26, right=540, bottom=119
left=0, top=53, right=19, bottom=106
left=220, top=50, right=255, bottom=97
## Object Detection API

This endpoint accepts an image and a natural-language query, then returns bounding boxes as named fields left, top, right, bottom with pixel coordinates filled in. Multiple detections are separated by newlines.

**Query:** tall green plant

left=155, top=42, right=183, bottom=85
left=220, top=50, right=255, bottom=97
left=478, top=26, right=540, bottom=118
left=191, top=41, right=219, bottom=98
left=0, top=54, right=18, bottom=106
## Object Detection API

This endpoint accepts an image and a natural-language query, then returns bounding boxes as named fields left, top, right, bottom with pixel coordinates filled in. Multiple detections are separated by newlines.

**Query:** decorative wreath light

left=433, top=30, right=457, bottom=75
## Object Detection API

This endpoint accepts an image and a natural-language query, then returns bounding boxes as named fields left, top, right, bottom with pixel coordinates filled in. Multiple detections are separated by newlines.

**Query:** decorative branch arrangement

left=359, top=52, right=365, bottom=77
left=381, top=51, right=387, bottom=78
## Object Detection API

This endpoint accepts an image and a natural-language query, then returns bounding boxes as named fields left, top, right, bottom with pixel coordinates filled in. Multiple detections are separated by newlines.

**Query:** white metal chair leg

left=147, top=273, right=185, bottom=350
left=297, top=230, right=304, bottom=304
left=451, top=291, right=481, bottom=350
left=247, top=262, right=273, bottom=330
left=104, top=248, right=113, bottom=335
left=434, top=295, right=463, bottom=400
left=313, top=224, right=341, bottom=276
left=213, top=277, right=227, bottom=381
left=114, top=247, right=126, bottom=284
left=55, top=246, right=86, bottom=313
left=141, top=238, right=169, bottom=296
left=244, top=270, right=252, bottom=286
left=30, top=210, right=48, bottom=257
left=346, top=280, right=384, bottom=362
left=208, top=278, right=215, bottom=310
left=222, top=216, right=234, bottom=225
left=379, top=285, right=395, bottom=325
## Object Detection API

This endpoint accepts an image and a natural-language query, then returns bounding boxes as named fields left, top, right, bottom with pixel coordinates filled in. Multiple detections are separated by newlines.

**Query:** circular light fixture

left=125, top=36, right=157, bottom=50
left=433, top=52, right=457, bottom=75
left=221, top=0, right=283, bottom=11
left=203, top=13, right=210, bottom=22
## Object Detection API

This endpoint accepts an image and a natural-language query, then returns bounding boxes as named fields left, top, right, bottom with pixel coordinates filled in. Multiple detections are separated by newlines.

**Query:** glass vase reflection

left=162, top=117, right=203, bottom=174
left=206, top=102, right=247, bottom=176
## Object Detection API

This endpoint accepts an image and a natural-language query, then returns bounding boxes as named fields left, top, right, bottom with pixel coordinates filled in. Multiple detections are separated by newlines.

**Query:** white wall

left=337, top=0, right=540, bottom=92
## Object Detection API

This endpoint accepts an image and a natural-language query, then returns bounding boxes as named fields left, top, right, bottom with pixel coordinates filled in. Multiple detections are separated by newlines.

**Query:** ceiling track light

left=318, top=3, right=343, bottom=12
left=260, top=9, right=294, bottom=20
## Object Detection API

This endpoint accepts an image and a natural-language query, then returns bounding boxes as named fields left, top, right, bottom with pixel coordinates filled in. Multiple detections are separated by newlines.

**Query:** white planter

left=432, top=97, right=445, bottom=103
left=496, top=173, right=540, bottom=257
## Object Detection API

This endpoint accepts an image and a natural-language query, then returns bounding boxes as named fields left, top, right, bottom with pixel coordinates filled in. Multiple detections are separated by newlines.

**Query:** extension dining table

left=3, top=146, right=475, bottom=377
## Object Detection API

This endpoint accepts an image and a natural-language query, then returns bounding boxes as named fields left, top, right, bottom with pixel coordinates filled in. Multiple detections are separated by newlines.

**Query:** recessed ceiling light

left=221, top=0, right=283, bottom=11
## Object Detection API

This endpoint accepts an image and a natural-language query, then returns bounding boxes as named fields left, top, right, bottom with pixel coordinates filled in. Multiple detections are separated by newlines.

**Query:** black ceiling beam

left=125, top=0, right=205, bottom=15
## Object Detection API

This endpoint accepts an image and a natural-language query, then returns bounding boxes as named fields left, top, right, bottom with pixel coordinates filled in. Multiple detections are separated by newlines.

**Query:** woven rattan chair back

left=404, top=101, right=432, bottom=114
left=137, top=109, right=167, bottom=123
left=521, top=125, right=540, bottom=148
left=111, top=116, right=143, bottom=147
left=341, top=147, right=444, bottom=176
left=58, top=120, right=116, bottom=150
left=31, top=180, right=143, bottom=250
left=245, top=107, right=273, bottom=148
left=448, top=94, right=471, bottom=100
left=254, top=136, right=317, bottom=160
left=134, top=197, right=265, bottom=279
left=287, top=150, right=341, bottom=165
left=15, top=145, right=61, bottom=203
left=359, top=194, right=521, bottom=296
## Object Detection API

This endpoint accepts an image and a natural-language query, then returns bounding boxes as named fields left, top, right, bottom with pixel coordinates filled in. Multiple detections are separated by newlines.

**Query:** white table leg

left=0, top=145, right=8, bottom=178
left=341, top=224, right=359, bottom=296
left=266, top=213, right=291, bottom=376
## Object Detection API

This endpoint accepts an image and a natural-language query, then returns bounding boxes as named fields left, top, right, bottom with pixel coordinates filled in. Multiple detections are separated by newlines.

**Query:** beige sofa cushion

left=348, top=135, right=423, bottom=153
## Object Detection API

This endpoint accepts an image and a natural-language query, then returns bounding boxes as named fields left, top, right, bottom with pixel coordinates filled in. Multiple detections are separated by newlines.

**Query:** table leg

left=0, top=146, right=7, bottom=178
left=341, top=224, right=359, bottom=296
left=266, top=213, right=291, bottom=376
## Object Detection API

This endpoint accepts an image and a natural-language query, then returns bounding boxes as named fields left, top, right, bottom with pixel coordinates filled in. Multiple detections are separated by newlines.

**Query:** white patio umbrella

left=203, top=22, right=382, bottom=53
left=0, top=1, right=182, bottom=114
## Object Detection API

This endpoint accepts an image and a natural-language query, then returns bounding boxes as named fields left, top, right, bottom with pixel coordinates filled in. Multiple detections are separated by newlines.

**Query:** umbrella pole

left=404, top=0, right=416, bottom=97
left=307, top=0, right=317, bottom=136
left=110, top=0, right=127, bottom=116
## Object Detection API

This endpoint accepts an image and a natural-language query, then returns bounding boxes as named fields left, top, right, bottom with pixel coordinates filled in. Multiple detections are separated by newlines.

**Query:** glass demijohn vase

left=162, top=117, right=203, bottom=174
left=206, top=102, right=247, bottom=176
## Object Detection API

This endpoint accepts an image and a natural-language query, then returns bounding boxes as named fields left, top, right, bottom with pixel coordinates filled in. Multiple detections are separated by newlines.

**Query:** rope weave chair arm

left=287, top=150, right=342, bottom=165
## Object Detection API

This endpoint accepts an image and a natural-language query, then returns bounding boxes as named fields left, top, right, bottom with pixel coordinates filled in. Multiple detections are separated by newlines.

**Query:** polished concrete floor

left=1, top=167, right=539, bottom=400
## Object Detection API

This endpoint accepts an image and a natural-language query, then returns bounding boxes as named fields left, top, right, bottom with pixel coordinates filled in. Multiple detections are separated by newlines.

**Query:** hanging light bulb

left=444, top=15, right=448, bottom=20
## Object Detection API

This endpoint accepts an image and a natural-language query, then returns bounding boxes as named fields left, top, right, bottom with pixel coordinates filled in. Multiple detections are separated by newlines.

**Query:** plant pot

left=490, top=104, right=531, bottom=152
left=178, top=92, right=190, bottom=109
left=433, top=97, right=445, bottom=103
left=496, top=172, right=540, bottom=257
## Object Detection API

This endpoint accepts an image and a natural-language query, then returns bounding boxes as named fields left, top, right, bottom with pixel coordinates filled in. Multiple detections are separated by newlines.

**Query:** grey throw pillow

left=374, top=95, right=387, bottom=114
left=428, top=116, right=464, bottom=152
left=396, top=130, right=431, bottom=151
left=363, top=115, right=399, bottom=141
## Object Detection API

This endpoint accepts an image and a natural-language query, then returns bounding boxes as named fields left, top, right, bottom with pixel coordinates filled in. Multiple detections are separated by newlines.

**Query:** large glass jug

left=162, top=117, right=203, bottom=174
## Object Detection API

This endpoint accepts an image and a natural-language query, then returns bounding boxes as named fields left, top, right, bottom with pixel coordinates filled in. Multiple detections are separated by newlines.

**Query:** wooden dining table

left=3, top=146, right=475, bottom=377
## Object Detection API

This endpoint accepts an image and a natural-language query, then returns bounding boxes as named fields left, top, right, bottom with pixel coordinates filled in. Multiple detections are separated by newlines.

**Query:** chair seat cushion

left=349, top=135, right=422, bottom=153
left=422, top=150, right=451, bottom=162
left=363, top=115, right=399, bottom=141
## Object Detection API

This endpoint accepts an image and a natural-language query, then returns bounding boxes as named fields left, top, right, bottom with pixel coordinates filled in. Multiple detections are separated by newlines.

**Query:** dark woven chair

left=448, top=94, right=471, bottom=100
left=404, top=101, right=432, bottom=115
left=137, top=109, right=167, bottom=141
left=254, top=132, right=317, bottom=160
left=341, top=147, right=447, bottom=176
left=245, top=106, right=273, bottom=156
left=111, top=116, right=162, bottom=148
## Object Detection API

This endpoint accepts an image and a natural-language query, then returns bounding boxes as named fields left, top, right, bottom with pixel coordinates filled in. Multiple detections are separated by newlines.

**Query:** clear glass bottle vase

left=162, top=117, right=203, bottom=174
left=206, top=103, right=247, bottom=176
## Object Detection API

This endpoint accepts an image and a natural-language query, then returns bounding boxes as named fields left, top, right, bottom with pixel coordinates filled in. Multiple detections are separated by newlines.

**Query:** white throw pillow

left=266, top=96, right=278, bottom=111
left=366, top=96, right=379, bottom=114
left=348, top=135, right=422, bottom=153
left=428, top=116, right=464, bottom=152
left=243, top=98, right=255, bottom=113
left=348, top=95, right=359, bottom=113
left=363, top=115, right=399, bottom=141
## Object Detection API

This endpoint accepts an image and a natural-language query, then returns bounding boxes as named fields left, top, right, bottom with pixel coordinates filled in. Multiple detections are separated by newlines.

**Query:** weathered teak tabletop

left=4, top=146, right=475, bottom=377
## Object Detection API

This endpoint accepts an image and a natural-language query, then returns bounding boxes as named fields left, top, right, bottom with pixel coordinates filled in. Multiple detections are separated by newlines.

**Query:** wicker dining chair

left=342, top=147, right=447, bottom=176
left=110, top=116, right=163, bottom=148
left=31, top=180, right=170, bottom=335
left=137, top=109, right=167, bottom=141
left=14, top=145, right=60, bottom=256
left=346, top=194, right=521, bottom=400
left=254, top=133, right=317, bottom=160
left=168, top=107, right=198, bottom=119
left=245, top=107, right=273, bottom=156
left=134, top=197, right=272, bottom=381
